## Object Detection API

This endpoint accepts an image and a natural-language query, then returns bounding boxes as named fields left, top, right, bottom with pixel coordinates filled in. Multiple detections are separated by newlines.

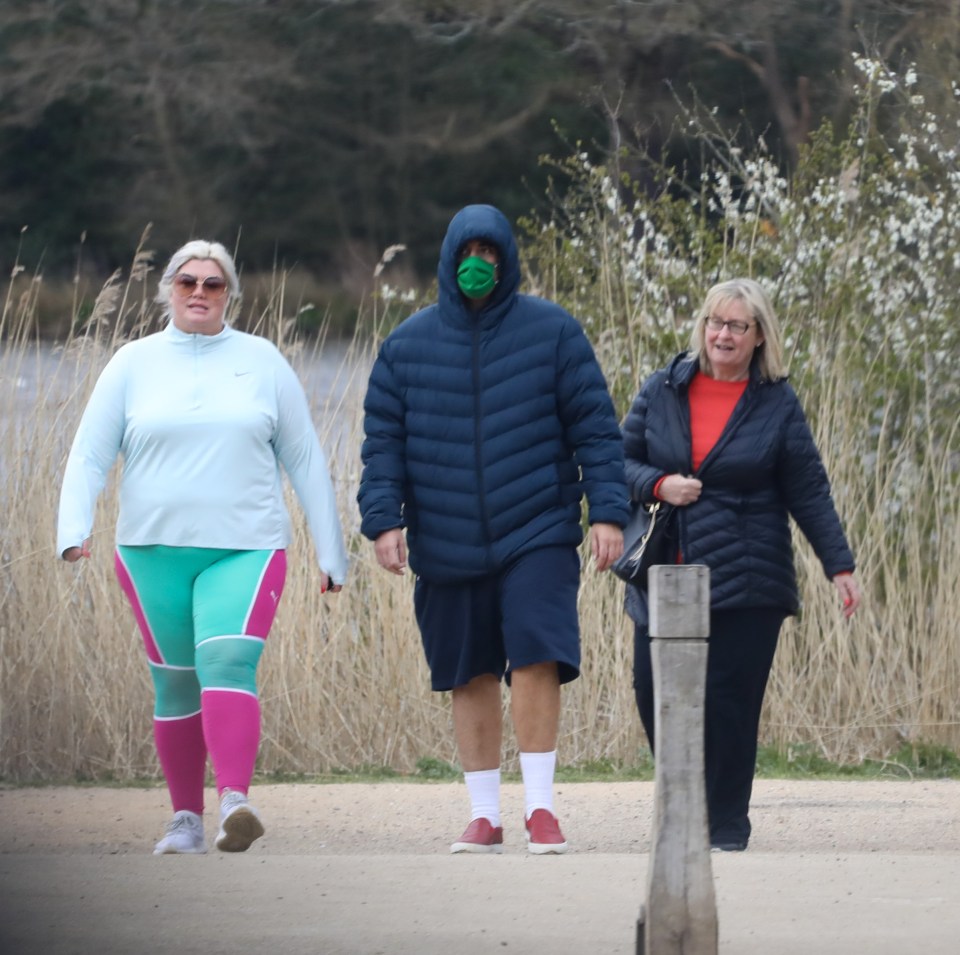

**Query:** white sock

left=520, top=750, right=557, bottom=819
left=464, top=768, right=501, bottom=826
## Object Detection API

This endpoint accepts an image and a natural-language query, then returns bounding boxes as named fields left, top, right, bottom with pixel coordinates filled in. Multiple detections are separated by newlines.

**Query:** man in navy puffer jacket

left=359, top=204, right=629, bottom=854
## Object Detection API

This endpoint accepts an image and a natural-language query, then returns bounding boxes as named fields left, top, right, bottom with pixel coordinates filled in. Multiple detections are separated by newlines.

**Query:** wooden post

left=637, top=565, right=717, bottom=955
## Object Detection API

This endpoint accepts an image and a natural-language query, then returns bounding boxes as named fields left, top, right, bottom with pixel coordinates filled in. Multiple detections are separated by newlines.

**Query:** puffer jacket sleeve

left=555, top=319, right=630, bottom=527
left=777, top=385, right=855, bottom=578
left=622, top=369, right=676, bottom=502
left=357, top=343, right=407, bottom=540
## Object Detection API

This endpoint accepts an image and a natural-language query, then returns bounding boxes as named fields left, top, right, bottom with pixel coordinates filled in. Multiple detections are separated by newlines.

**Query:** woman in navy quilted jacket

left=358, top=204, right=629, bottom=855
left=622, top=277, right=862, bottom=852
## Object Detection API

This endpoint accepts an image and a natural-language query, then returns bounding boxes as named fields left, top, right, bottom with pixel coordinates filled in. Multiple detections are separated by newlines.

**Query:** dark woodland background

left=1, top=1, right=955, bottom=301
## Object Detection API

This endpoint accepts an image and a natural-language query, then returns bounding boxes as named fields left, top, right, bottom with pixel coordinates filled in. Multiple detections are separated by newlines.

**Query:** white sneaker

left=215, top=789, right=264, bottom=852
left=153, top=810, right=206, bottom=855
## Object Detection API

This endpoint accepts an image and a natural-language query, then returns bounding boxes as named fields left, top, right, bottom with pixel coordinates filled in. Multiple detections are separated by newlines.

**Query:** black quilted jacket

left=621, top=352, right=855, bottom=621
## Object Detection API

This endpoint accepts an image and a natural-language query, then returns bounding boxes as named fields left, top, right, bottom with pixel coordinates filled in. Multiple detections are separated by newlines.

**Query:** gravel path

left=2, top=779, right=958, bottom=855
left=2, top=780, right=959, bottom=955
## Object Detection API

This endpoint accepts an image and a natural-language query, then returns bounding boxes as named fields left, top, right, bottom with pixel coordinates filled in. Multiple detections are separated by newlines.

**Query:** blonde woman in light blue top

left=57, top=239, right=348, bottom=856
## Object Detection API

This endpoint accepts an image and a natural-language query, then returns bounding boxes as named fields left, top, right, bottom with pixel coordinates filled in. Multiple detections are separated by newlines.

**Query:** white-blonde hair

left=156, top=239, right=241, bottom=314
left=688, top=277, right=786, bottom=381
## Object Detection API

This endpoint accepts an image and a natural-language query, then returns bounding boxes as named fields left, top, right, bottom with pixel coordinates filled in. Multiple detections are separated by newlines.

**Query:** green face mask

left=457, top=256, right=497, bottom=299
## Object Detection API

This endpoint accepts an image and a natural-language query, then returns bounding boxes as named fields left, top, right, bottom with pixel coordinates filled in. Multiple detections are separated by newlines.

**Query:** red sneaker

left=450, top=817, right=504, bottom=854
left=525, top=809, right=568, bottom=854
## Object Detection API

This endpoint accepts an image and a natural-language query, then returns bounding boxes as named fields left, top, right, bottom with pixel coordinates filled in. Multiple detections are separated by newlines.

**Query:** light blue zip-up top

left=57, top=322, right=348, bottom=583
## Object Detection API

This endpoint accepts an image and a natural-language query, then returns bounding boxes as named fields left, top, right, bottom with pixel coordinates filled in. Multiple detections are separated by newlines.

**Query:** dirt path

left=3, top=778, right=958, bottom=854
left=2, top=780, right=959, bottom=953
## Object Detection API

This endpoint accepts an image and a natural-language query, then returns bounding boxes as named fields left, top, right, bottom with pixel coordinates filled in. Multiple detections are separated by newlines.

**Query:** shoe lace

left=167, top=813, right=199, bottom=833
left=220, top=791, right=248, bottom=813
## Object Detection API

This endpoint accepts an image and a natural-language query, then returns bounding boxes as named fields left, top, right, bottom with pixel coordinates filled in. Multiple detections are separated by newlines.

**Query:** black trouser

left=633, top=606, right=787, bottom=846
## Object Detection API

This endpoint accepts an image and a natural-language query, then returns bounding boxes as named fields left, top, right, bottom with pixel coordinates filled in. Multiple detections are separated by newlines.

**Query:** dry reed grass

left=769, top=373, right=960, bottom=762
left=1, top=244, right=958, bottom=783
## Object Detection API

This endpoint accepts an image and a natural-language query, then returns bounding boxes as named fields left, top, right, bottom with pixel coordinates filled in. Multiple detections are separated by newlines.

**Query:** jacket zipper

left=471, top=322, right=495, bottom=568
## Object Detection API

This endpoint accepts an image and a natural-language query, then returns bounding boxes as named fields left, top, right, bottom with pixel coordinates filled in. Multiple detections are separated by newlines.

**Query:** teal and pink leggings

left=115, top=545, right=286, bottom=816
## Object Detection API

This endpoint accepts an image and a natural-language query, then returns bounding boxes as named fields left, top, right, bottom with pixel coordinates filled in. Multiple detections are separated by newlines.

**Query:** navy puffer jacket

left=358, top=204, right=629, bottom=583
left=622, top=352, right=855, bottom=622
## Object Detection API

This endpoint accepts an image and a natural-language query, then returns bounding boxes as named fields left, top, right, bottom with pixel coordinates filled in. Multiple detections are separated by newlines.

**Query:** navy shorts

left=413, top=546, right=581, bottom=692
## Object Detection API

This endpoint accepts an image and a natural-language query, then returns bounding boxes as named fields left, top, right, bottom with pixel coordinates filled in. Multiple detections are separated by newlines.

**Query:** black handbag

left=611, top=501, right=676, bottom=587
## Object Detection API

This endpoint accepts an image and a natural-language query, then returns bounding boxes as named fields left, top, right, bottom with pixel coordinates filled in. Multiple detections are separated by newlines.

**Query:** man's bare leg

left=450, top=674, right=505, bottom=852
left=510, top=661, right=560, bottom=752
left=451, top=673, right=503, bottom=770
left=511, top=661, right=567, bottom=852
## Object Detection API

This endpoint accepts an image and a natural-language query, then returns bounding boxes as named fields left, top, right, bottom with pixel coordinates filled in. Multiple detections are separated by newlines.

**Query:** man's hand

left=591, top=522, right=624, bottom=571
left=374, top=528, right=407, bottom=575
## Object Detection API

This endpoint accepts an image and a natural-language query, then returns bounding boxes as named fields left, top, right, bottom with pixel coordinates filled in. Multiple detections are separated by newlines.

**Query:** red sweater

left=654, top=372, right=746, bottom=497
left=689, top=372, right=748, bottom=469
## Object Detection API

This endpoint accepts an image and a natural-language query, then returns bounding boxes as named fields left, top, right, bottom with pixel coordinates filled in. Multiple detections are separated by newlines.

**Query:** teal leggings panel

left=195, top=635, right=265, bottom=694
left=115, top=545, right=286, bottom=718
left=147, top=664, right=202, bottom=718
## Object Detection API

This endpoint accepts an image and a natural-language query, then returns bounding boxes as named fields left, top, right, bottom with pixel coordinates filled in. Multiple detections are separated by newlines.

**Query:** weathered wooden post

left=636, top=565, right=717, bottom=955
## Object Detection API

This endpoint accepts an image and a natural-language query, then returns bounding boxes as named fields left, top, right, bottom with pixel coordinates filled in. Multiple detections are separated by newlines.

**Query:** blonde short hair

left=156, top=239, right=241, bottom=314
left=688, top=278, right=786, bottom=381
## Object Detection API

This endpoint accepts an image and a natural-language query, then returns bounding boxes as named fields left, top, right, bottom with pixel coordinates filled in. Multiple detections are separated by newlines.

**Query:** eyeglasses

left=705, top=316, right=755, bottom=336
left=172, top=273, right=228, bottom=298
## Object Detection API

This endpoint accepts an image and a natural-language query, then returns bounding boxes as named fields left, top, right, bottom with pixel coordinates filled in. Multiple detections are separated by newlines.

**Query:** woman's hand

left=62, top=539, right=92, bottom=562
left=320, top=573, right=343, bottom=595
left=656, top=474, right=703, bottom=506
left=833, top=573, right=861, bottom=618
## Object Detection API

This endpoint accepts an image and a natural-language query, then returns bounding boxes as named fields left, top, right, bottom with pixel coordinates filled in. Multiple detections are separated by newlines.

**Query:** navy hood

left=437, top=204, right=521, bottom=326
